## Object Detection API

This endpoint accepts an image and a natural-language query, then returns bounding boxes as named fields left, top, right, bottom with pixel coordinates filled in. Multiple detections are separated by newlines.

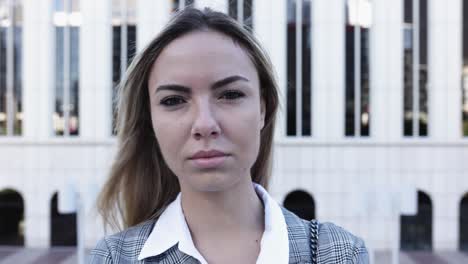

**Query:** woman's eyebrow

left=155, top=75, right=250, bottom=94
left=212, top=75, right=249, bottom=89
left=155, top=84, right=190, bottom=94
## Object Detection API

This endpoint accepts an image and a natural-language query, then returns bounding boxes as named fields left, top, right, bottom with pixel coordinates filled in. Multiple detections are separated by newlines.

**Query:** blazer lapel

left=143, top=245, right=200, bottom=264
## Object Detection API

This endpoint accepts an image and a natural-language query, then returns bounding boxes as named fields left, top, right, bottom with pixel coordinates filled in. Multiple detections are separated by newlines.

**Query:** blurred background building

left=0, top=0, right=467, bottom=256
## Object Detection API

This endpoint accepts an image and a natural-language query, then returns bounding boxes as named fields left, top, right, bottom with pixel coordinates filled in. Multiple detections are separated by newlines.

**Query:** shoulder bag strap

left=309, top=219, right=318, bottom=264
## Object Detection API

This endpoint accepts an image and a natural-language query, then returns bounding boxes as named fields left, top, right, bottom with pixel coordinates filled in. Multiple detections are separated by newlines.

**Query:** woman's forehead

left=149, top=30, right=258, bottom=86
left=161, top=30, right=242, bottom=56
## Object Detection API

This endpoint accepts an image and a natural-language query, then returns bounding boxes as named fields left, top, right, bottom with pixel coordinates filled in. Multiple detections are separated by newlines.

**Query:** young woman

left=89, top=7, right=368, bottom=264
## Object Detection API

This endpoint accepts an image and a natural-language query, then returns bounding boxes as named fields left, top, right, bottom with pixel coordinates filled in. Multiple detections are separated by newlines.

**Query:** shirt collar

left=138, top=192, right=207, bottom=262
left=138, top=183, right=289, bottom=263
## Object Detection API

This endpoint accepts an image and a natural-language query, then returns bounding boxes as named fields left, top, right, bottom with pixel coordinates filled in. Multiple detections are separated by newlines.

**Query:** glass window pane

left=69, top=27, right=79, bottom=136
left=172, top=0, right=194, bottom=13
left=302, top=0, right=311, bottom=136
left=112, top=26, right=121, bottom=86
left=54, top=27, right=64, bottom=136
left=112, top=0, right=121, bottom=23
left=112, top=26, right=120, bottom=135
left=127, top=25, right=136, bottom=66
left=71, top=0, right=79, bottom=12
left=54, top=0, right=80, bottom=137
left=228, top=0, right=237, bottom=19
left=127, top=0, right=136, bottom=25
left=345, top=25, right=355, bottom=136
left=228, top=0, right=253, bottom=30
left=13, top=26, right=21, bottom=135
left=404, top=26, right=414, bottom=136
left=0, top=1, right=22, bottom=136
left=360, top=28, right=370, bottom=136
left=286, top=0, right=297, bottom=136
left=404, top=0, right=412, bottom=24
left=0, top=26, right=6, bottom=135
left=244, top=0, right=253, bottom=30
left=463, top=0, right=468, bottom=136
left=345, top=0, right=371, bottom=137
left=54, top=0, right=64, bottom=12
left=111, top=1, right=137, bottom=136
left=419, top=0, right=428, bottom=136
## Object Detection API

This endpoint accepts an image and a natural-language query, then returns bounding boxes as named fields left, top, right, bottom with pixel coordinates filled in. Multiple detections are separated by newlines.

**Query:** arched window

left=400, top=190, right=432, bottom=250
left=460, top=192, right=468, bottom=251
left=345, top=0, right=371, bottom=137
left=403, top=0, right=428, bottom=137
left=0, top=0, right=22, bottom=136
left=286, top=0, right=312, bottom=136
left=53, top=0, right=80, bottom=136
left=111, top=0, right=137, bottom=135
left=0, top=188, right=24, bottom=245
left=283, top=190, right=315, bottom=220
left=228, top=0, right=253, bottom=30
left=50, top=192, right=77, bottom=246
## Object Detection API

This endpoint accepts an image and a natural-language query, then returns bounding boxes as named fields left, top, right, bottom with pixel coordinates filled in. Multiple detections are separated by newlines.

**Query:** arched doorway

left=283, top=190, right=315, bottom=221
left=460, top=192, right=468, bottom=251
left=400, top=190, right=432, bottom=250
left=50, top=192, right=77, bottom=246
left=0, top=188, right=24, bottom=245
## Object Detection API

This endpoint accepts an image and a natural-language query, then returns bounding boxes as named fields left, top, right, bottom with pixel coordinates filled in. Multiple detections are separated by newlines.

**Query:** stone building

left=0, top=0, right=467, bottom=253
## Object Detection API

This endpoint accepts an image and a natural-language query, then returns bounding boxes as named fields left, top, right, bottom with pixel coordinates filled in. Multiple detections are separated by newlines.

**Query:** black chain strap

left=309, top=219, right=318, bottom=264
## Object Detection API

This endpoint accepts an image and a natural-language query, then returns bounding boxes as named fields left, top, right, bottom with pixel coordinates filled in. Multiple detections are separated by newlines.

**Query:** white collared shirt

left=138, top=183, right=289, bottom=263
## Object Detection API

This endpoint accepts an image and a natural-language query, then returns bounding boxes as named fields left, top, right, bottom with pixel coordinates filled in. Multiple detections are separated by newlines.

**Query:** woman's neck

left=180, top=179, right=265, bottom=239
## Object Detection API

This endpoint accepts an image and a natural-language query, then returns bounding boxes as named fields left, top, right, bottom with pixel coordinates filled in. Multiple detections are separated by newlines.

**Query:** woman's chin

left=181, top=172, right=242, bottom=193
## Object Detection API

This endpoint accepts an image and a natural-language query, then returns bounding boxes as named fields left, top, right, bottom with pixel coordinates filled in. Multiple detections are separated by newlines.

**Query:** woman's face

left=148, top=30, right=265, bottom=194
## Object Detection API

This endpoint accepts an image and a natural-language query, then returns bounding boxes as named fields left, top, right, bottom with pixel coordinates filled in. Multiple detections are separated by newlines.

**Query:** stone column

left=23, top=0, right=54, bottom=139
left=80, top=0, right=112, bottom=139
left=429, top=0, right=461, bottom=140
left=24, top=188, right=51, bottom=247
left=137, top=0, right=171, bottom=52
left=253, top=0, right=286, bottom=140
left=370, top=0, right=403, bottom=141
left=324, top=0, right=345, bottom=140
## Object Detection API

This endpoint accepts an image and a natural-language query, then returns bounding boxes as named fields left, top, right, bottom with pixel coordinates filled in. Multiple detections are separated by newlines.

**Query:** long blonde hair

left=98, top=7, right=279, bottom=230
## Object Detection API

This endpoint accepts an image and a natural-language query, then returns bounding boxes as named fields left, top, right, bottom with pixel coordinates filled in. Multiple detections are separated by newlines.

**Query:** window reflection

left=228, top=0, right=253, bottom=30
left=172, top=0, right=194, bottom=13
left=112, top=0, right=137, bottom=135
left=403, top=0, right=427, bottom=137
left=286, top=0, right=311, bottom=137
left=462, top=1, right=468, bottom=136
left=0, top=22, right=6, bottom=135
left=345, top=0, right=371, bottom=137
left=0, top=0, right=22, bottom=136
left=54, top=0, right=80, bottom=136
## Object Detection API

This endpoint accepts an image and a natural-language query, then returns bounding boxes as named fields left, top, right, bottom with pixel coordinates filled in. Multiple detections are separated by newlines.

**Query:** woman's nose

left=191, top=104, right=221, bottom=140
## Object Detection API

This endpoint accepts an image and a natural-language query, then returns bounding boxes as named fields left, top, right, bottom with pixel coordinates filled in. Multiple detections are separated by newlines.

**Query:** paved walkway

left=374, top=250, right=468, bottom=264
left=0, top=247, right=468, bottom=263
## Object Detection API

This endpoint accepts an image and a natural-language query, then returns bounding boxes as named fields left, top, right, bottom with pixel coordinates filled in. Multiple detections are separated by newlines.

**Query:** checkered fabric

left=88, top=207, right=368, bottom=263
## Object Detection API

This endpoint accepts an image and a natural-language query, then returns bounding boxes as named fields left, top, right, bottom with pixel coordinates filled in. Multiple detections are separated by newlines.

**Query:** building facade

left=0, top=0, right=467, bottom=253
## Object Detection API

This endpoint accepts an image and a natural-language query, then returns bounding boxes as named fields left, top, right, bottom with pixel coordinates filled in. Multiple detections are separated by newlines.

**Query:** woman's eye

left=220, top=90, right=245, bottom=100
left=160, top=96, right=186, bottom=106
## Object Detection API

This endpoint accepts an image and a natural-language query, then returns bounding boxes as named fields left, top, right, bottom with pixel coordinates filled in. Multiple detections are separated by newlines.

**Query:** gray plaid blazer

left=89, top=207, right=368, bottom=263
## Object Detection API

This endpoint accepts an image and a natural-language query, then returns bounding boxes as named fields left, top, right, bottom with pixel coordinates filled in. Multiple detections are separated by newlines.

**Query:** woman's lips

left=190, top=155, right=228, bottom=169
